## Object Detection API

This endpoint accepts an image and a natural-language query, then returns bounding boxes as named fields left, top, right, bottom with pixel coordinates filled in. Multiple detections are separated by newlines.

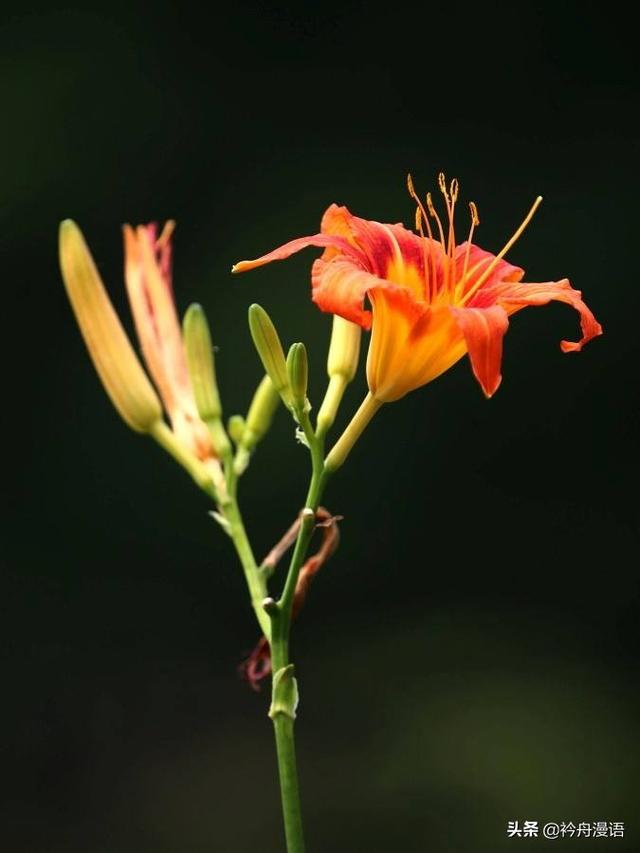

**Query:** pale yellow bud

left=316, top=316, right=362, bottom=436
left=327, top=316, right=361, bottom=382
left=59, top=220, right=162, bottom=433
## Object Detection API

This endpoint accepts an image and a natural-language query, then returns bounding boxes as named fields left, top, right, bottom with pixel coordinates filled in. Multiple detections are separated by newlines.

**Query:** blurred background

left=3, top=1, right=638, bottom=851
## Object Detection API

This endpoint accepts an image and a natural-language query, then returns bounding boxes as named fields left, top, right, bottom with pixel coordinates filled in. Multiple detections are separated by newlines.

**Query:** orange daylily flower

left=233, top=175, right=602, bottom=400
left=123, top=222, right=215, bottom=461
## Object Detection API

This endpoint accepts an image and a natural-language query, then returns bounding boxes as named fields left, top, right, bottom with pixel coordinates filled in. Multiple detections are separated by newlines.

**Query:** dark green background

left=4, top=2, right=638, bottom=851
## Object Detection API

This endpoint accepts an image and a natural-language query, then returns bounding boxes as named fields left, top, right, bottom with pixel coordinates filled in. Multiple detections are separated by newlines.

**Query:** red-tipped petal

left=450, top=304, right=510, bottom=398
left=232, top=232, right=357, bottom=274
left=326, top=205, right=439, bottom=289
left=485, top=278, right=603, bottom=352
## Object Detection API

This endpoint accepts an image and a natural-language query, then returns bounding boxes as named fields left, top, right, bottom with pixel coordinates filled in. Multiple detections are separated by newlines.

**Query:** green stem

left=272, top=712, right=305, bottom=853
left=268, top=421, right=329, bottom=853
left=224, top=496, right=270, bottom=636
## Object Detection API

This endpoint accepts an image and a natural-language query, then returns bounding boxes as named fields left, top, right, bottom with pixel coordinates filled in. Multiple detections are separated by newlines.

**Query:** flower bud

left=286, top=342, right=308, bottom=410
left=243, top=376, right=280, bottom=450
left=182, top=303, right=222, bottom=422
left=59, top=219, right=162, bottom=433
left=227, top=414, right=246, bottom=445
left=327, top=316, right=361, bottom=382
left=316, top=316, right=362, bottom=436
left=182, top=303, right=231, bottom=458
left=247, top=304, right=291, bottom=403
left=234, top=376, right=280, bottom=475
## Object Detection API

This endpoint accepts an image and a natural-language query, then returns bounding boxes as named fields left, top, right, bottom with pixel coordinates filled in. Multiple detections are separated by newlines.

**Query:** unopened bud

left=247, top=304, right=291, bottom=403
left=183, top=303, right=222, bottom=421
left=234, top=376, right=280, bottom=475
left=59, top=219, right=162, bottom=433
left=183, top=303, right=231, bottom=457
left=327, top=316, right=361, bottom=382
left=316, top=316, right=363, bottom=436
left=286, top=342, right=308, bottom=409
left=227, top=414, right=246, bottom=445
left=243, top=376, right=280, bottom=450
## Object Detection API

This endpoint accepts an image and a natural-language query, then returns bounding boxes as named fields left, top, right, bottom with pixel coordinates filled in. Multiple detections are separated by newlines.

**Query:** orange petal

left=231, top=232, right=357, bottom=274
left=449, top=305, right=510, bottom=398
left=123, top=224, right=183, bottom=415
left=311, top=256, right=384, bottom=329
left=366, top=287, right=467, bottom=401
left=326, top=205, right=441, bottom=294
left=483, top=278, right=603, bottom=352
left=233, top=204, right=441, bottom=315
left=124, top=224, right=212, bottom=459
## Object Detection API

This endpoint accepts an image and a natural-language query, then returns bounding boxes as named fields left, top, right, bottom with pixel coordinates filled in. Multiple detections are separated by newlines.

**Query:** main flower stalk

left=265, top=411, right=329, bottom=853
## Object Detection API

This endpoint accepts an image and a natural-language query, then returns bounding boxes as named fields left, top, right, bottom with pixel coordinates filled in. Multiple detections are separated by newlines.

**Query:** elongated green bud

left=183, top=303, right=231, bottom=457
left=183, top=304, right=222, bottom=421
left=59, top=219, right=163, bottom=433
left=327, top=316, right=361, bottom=382
left=286, top=342, right=308, bottom=409
left=248, top=304, right=290, bottom=402
left=234, top=375, right=280, bottom=474
left=244, top=376, right=280, bottom=447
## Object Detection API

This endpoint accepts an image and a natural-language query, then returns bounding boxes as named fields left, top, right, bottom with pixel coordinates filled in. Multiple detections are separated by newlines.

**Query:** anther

left=438, top=172, right=450, bottom=204
left=469, top=201, right=479, bottom=226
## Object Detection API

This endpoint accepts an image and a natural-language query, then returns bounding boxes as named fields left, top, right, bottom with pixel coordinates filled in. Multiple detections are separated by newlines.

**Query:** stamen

left=461, top=196, right=543, bottom=305
left=426, top=192, right=447, bottom=250
left=459, top=202, right=480, bottom=299
left=446, top=178, right=459, bottom=287
left=407, top=173, right=436, bottom=300
left=438, top=172, right=449, bottom=205
left=427, top=190, right=450, bottom=295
